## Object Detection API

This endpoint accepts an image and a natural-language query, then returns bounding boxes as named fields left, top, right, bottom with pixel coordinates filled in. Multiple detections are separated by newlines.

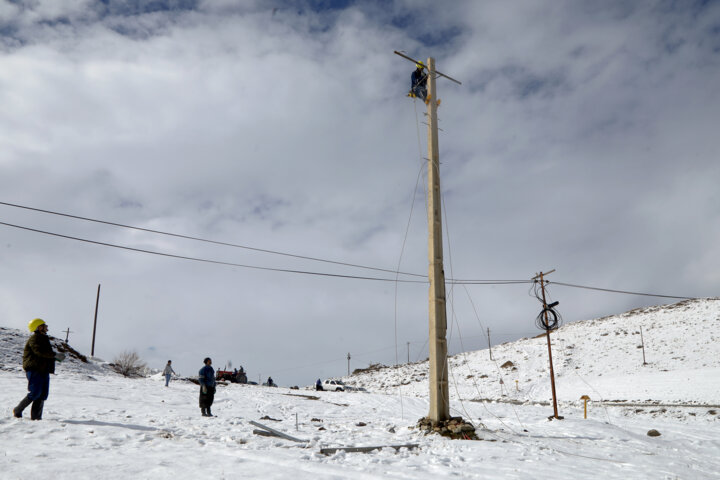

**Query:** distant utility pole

left=487, top=327, right=493, bottom=361
left=640, top=326, right=648, bottom=365
left=532, top=269, right=561, bottom=420
left=91, top=284, right=101, bottom=357
left=407, top=342, right=410, bottom=364
left=347, top=352, right=351, bottom=376
left=63, top=328, right=73, bottom=343
left=394, top=51, right=461, bottom=424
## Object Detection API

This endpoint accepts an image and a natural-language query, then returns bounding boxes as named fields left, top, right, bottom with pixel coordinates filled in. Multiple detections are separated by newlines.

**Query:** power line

left=0, top=203, right=703, bottom=299
left=0, top=201, right=425, bottom=279
left=548, top=281, right=696, bottom=300
left=450, top=279, right=531, bottom=285
left=0, top=221, right=426, bottom=283
left=0, top=201, right=536, bottom=286
left=0, top=218, right=538, bottom=286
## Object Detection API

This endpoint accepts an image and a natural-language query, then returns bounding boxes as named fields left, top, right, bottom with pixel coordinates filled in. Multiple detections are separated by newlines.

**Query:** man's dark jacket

left=411, top=68, right=426, bottom=88
left=23, top=332, right=56, bottom=374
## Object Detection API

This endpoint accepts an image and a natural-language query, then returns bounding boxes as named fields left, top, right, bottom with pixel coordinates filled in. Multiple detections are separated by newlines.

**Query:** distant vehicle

left=342, top=385, right=367, bottom=392
left=215, top=369, right=247, bottom=384
left=324, top=379, right=345, bottom=391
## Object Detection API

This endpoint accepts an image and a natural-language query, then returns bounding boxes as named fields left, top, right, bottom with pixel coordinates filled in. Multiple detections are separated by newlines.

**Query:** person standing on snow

left=315, top=378, right=324, bottom=391
left=198, top=357, right=216, bottom=417
left=13, top=318, right=65, bottom=420
left=410, top=62, right=428, bottom=102
left=163, top=360, right=176, bottom=387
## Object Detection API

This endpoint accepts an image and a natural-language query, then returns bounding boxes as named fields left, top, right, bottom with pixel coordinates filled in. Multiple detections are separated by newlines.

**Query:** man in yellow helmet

left=410, top=62, right=428, bottom=102
left=13, top=318, right=65, bottom=420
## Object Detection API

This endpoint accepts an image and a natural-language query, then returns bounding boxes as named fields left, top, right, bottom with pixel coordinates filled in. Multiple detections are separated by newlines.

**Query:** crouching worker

left=13, top=318, right=65, bottom=420
left=198, top=357, right=216, bottom=417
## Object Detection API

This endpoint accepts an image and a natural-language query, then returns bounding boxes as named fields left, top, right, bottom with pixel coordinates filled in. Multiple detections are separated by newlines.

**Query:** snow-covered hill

left=1, top=299, right=719, bottom=479
left=0, top=327, right=114, bottom=377
left=343, top=298, right=720, bottom=405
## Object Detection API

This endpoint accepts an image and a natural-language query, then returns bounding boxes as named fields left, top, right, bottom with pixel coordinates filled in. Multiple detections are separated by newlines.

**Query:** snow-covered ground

left=1, top=299, right=719, bottom=479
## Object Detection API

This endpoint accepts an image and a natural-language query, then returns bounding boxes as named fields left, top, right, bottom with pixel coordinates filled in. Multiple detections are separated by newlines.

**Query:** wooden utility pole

left=533, top=270, right=561, bottom=420
left=347, top=352, right=351, bottom=376
left=63, top=328, right=73, bottom=343
left=407, top=341, right=410, bottom=363
left=91, top=283, right=101, bottom=357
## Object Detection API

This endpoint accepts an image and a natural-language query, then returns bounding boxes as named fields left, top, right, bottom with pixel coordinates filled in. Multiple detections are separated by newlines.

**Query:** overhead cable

left=0, top=201, right=425, bottom=279
left=548, top=281, right=696, bottom=300
left=0, top=221, right=426, bottom=283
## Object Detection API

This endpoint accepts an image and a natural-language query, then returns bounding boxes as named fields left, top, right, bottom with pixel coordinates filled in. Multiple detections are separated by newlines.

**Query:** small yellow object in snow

left=580, top=395, right=591, bottom=419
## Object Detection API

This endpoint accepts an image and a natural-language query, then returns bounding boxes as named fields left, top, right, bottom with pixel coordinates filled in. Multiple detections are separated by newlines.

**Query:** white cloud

left=1, top=0, right=718, bottom=383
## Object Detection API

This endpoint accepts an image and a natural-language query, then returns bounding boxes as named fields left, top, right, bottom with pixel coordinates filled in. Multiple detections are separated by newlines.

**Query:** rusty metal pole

left=539, top=272, right=560, bottom=419
left=91, top=284, right=101, bottom=357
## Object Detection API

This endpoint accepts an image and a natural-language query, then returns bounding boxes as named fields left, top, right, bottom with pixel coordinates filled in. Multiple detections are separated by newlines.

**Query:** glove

left=201, top=386, right=207, bottom=394
left=55, top=352, right=66, bottom=362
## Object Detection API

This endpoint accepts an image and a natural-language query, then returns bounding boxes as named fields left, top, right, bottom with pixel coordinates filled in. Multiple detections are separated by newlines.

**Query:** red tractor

left=216, top=368, right=247, bottom=384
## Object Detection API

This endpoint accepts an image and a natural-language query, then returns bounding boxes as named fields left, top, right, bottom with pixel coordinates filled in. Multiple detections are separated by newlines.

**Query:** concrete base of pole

left=416, top=416, right=478, bottom=440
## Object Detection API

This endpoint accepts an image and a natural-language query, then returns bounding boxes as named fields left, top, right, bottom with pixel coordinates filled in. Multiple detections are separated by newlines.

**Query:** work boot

left=30, top=400, right=44, bottom=420
left=206, top=407, right=213, bottom=417
left=201, top=408, right=208, bottom=417
left=13, top=395, right=33, bottom=418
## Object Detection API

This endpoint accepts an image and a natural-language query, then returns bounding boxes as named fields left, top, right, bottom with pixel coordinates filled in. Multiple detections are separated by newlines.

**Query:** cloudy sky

left=1, top=0, right=719, bottom=385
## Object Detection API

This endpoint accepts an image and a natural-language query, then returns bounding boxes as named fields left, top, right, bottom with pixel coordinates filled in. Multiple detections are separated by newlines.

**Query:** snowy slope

left=1, top=299, right=719, bottom=479
left=343, top=298, right=720, bottom=405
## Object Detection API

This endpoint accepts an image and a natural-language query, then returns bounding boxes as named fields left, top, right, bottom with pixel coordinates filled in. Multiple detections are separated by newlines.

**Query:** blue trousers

left=26, top=371, right=50, bottom=401
left=165, top=374, right=171, bottom=386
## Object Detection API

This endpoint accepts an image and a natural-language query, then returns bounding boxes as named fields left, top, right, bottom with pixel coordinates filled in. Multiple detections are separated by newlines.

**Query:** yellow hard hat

left=416, top=62, right=424, bottom=69
left=28, top=318, right=46, bottom=332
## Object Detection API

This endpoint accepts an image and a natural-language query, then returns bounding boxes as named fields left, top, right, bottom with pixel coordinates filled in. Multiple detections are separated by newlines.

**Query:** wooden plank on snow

left=319, top=444, right=419, bottom=455
left=249, top=420, right=308, bottom=443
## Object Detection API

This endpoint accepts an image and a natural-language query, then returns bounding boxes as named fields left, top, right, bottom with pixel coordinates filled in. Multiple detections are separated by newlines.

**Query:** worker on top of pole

left=409, top=62, right=428, bottom=103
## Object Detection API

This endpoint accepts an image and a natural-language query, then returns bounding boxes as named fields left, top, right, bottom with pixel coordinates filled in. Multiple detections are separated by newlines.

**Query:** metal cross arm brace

left=393, top=51, right=462, bottom=85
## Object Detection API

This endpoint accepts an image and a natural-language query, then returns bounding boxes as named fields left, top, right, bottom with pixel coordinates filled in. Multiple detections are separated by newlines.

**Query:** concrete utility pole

left=425, top=57, right=450, bottom=423
left=91, top=284, right=101, bottom=357
left=640, top=326, right=648, bottom=365
left=407, top=341, right=410, bottom=363
left=487, top=327, right=493, bottom=361
left=347, top=352, right=351, bottom=376
left=393, top=51, right=461, bottom=424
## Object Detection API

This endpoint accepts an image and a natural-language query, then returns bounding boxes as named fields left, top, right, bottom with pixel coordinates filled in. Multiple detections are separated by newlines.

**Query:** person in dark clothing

left=315, top=378, right=324, bottom=391
left=410, top=62, right=427, bottom=102
left=13, top=318, right=65, bottom=420
left=198, top=357, right=216, bottom=417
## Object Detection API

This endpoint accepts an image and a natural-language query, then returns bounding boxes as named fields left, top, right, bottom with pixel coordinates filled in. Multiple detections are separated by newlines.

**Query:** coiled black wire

left=531, top=279, right=563, bottom=331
